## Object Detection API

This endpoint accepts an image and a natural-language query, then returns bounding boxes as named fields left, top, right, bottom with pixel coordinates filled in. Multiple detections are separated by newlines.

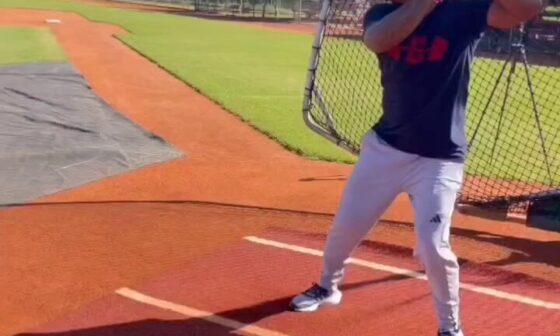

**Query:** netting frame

left=303, top=0, right=359, bottom=155
left=302, top=0, right=560, bottom=222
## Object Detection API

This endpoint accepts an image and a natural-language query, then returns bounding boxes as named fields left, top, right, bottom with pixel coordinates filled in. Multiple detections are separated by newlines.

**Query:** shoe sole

left=289, top=298, right=342, bottom=313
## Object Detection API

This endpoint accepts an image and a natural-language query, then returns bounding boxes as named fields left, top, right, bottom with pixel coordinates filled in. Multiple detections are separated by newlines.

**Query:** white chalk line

left=116, top=287, right=290, bottom=336
left=244, top=236, right=560, bottom=310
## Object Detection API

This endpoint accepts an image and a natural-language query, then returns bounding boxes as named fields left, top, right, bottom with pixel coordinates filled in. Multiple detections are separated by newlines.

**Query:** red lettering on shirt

left=407, top=36, right=429, bottom=65
left=387, top=36, right=450, bottom=65
left=388, top=44, right=404, bottom=62
left=428, top=37, right=450, bottom=62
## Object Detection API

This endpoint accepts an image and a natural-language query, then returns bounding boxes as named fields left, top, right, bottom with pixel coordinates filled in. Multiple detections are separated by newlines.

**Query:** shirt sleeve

left=362, top=4, right=399, bottom=31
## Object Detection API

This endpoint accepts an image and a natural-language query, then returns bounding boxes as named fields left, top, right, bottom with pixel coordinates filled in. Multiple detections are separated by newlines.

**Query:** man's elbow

left=363, top=38, right=386, bottom=54
left=511, top=0, right=544, bottom=22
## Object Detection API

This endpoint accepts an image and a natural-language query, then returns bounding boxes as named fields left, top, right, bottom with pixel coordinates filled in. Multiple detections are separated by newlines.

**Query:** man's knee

left=415, top=234, right=458, bottom=268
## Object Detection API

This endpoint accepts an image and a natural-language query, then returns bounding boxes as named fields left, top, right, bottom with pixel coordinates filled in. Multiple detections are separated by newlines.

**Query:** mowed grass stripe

left=0, top=28, right=66, bottom=65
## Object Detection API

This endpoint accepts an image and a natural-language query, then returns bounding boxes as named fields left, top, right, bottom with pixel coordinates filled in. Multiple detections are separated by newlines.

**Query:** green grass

left=544, top=6, right=560, bottom=20
left=0, top=0, right=558, bottom=185
left=123, top=0, right=298, bottom=18
left=467, top=58, right=560, bottom=185
left=0, top=0, right=353, bottom=162
left=118, top=0, right=195, bottom=10
left=0, top=28, right=66, bottom=65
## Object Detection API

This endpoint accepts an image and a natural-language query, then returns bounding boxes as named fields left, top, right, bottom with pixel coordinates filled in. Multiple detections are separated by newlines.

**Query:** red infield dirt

left=1, top=7, right=559, bottom=336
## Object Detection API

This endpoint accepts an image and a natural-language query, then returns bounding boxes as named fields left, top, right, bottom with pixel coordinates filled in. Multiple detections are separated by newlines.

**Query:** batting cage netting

left=303, top=0, right=560, bottom=220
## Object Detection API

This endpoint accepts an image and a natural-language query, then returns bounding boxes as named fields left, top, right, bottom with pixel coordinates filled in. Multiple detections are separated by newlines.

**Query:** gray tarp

left=0, top=62, right=183, bottom=205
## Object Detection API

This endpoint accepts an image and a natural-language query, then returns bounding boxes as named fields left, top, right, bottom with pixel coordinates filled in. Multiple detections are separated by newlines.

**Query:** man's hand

left=488, top=0, right=544, bottom=29
left=363, top=0, right=438, bottom=54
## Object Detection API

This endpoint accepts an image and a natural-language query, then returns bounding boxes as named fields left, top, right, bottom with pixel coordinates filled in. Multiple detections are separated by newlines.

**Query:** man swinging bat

left=290, top=0, right=543, bottom=334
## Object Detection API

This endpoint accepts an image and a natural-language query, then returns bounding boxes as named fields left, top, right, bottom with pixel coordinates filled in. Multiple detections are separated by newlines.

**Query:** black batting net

left=303, top=0, right=560, bottom=222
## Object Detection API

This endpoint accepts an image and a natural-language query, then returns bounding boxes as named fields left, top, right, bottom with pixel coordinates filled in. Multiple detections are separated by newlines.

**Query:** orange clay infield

left=2, top=8, right=560, bottom=336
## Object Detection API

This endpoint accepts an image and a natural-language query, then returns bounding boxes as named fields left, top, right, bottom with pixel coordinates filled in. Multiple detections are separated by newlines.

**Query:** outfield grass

left=467, top=57, right=560, bottom=185
left=0, top=0, right=558, bottom=185
left=0, top=28, right=66, bottom=65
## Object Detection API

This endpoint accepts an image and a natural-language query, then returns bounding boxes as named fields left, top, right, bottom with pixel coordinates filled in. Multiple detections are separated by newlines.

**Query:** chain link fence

left=112, top=0, right=322, bottom=20
left=303, top=0, right=560, bottom=224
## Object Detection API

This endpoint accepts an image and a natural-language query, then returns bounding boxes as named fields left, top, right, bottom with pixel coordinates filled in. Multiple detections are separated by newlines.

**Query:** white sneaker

left=438, top=328, right=464, bottom=336
left=289, top=283, right=342, bottom=312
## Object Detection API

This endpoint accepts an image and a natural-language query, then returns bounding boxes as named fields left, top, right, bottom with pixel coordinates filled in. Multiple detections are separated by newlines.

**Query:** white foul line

left=244, top=236, right=560, bottom=310
left=116, top=287, right=290, bottom=336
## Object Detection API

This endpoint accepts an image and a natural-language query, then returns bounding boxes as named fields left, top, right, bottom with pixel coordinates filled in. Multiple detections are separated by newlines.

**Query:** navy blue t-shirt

left=363, top=0, right=492, bottom=161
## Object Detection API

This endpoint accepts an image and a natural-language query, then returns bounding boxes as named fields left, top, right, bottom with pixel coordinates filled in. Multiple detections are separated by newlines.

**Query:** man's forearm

left=494, top=0, right=544, bottom=22
left=363, top=0, right=437, bottom=54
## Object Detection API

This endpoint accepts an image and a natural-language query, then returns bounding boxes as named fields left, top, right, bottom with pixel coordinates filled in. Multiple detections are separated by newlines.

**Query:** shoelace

left=303, top=284, right=329, bottom=299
